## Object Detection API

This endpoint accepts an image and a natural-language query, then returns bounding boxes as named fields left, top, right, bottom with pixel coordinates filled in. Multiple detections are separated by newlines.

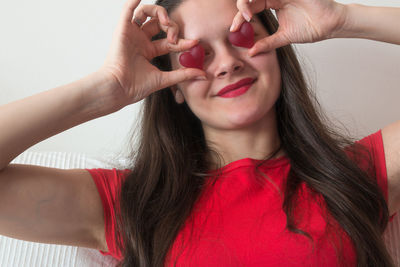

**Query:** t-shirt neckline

left=209, top=155, right=290, bottom=174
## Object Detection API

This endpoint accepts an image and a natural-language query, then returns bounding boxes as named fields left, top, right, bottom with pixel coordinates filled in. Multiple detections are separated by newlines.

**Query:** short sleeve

left=355, top=130, right=397, bottom=222
left=86, top=168, right=131, bottom=260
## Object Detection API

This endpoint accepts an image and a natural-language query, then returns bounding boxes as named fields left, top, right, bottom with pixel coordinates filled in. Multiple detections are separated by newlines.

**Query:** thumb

left=157, top=68, right=207, bottom=92
left=248, top=32, right=289, bottom=56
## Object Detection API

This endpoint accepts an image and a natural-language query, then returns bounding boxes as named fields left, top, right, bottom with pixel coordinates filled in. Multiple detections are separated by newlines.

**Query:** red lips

left=217, top=77, right=255, bottom=96
left=178, top=21, right=255, bottom=70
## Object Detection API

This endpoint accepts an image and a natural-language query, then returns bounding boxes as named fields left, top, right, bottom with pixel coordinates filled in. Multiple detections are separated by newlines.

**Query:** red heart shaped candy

left=179, top=44, right=205, bottom=70
left=228, top=21, right=254, bottom=48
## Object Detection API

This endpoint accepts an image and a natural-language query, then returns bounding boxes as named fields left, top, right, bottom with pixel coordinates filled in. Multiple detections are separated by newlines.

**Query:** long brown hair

left=113, top=1, right=395, bottom=266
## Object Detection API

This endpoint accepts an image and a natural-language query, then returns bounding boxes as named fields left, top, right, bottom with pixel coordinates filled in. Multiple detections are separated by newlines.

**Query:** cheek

left=250, top=52, right=282, bottom=100
left=251, top=51, right=280, bottom=75
left=180, top=86, right=217, bottom=122
left=179, top=81, right=209, bottom=104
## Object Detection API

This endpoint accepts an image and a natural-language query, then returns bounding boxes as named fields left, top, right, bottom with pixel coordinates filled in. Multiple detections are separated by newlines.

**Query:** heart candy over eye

left=179, top=44, right=205, bottom=70
left=228, top=21, right=255, bottom=48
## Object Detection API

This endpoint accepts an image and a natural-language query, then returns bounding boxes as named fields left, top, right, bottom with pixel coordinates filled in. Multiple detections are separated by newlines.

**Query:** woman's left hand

left=230, top=0, right=348, bottom=56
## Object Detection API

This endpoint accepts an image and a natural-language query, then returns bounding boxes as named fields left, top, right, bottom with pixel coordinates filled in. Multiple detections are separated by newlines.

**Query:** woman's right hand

left=98, top=0, right=206, bottom=107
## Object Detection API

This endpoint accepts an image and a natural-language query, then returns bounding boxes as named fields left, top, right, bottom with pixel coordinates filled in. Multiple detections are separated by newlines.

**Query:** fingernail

left=230, top=22, right=236, bottom=32
left=248, top=50, right=255, bottom=57
left=194, top=76, right=207, bottom=80
left=243, top=11, right=251, bottom=22
left=164, top=14, right=170, bottom=25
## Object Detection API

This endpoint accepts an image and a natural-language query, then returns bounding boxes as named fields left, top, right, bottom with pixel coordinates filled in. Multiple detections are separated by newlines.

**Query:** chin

left=221, top=109, right=267, bottom=129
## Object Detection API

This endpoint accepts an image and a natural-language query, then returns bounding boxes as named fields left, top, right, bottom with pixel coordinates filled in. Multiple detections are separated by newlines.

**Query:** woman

left=0, top=0, right=399, bottom=266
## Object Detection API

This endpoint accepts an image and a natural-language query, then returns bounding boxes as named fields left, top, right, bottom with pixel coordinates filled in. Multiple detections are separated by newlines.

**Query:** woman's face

left=169, top=0, right=281, bottom=131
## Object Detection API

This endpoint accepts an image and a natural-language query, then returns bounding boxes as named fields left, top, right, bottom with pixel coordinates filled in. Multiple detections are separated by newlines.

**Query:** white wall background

left=0, top=0, right=399, bottom=158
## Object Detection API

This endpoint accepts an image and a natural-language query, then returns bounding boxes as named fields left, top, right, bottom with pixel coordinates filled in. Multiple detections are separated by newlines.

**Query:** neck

left=203, top=109, right=285, bottom=170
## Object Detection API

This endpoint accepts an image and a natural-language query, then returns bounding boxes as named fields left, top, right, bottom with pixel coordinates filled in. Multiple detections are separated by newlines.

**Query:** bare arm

left=382, top=121, right=400, bottom=217
left=0, top=72, right=120, bottom=170
left=338, top=4, right=400, bottom=217
left=0, top=165, right=108, bottom=251
left=0, top=72, right=119, bottom=250
left=334, top=4, right=400, bottom=45
left=336, top=4, right=400, bottom=217
left=329, top=4, right=400, bottom=217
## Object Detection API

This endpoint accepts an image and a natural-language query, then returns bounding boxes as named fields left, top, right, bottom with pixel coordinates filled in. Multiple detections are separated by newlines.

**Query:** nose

left=213, top=46, right=245, bottom=78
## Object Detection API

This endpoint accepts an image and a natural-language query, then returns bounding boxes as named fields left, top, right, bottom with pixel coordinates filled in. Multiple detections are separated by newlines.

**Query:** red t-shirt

left=86, top=129, right=397, bottom=266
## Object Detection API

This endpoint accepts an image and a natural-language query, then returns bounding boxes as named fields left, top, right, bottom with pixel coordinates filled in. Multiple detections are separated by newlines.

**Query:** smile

left=217, top=79, right=256, bottom=98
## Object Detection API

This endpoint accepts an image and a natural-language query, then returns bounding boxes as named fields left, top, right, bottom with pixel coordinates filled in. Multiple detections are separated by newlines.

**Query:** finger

left=230, top=10, right=247, bottom=32
left=248, top=32, right=289, bottom=56
left=231, top=0, right=266, bottom=32
left=141, top=18, right=179, bottom=44
left=121, top=0, right=141, bottom=24
left=236, top=0, right=254, bottom=22
left=133, top=4, right=170, bottom=30
left=151, top=38, right=199, bottom=58
left=157, top=68, right=207, bottom=93
left=133, top=5, right=176, bottom=44
left=165, top=19, right=179, bottom=44
left=141, top=18, right=165, bottom=39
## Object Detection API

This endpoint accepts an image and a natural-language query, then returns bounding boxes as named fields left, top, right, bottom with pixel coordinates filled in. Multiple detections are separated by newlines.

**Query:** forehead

left=169, top=0, right=254, bottom=41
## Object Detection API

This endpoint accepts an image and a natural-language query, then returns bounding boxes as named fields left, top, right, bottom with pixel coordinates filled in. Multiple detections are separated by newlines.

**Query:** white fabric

left=0, top=151, right=399, bottom=266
